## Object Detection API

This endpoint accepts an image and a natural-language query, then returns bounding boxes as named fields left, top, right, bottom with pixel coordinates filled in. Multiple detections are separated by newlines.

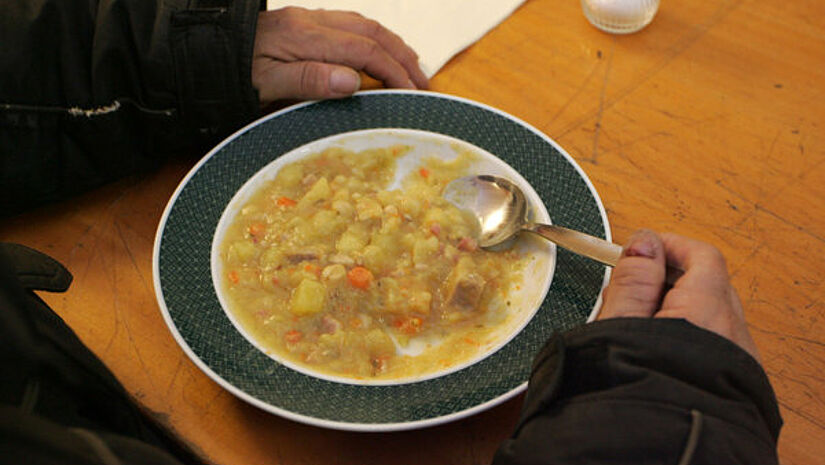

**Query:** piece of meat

left=287, top=252, right=319, bottom=263
left=445, top=266, right=486, bottom=311
left=320, top=315, right=342, bottom=334
left=457, top=236, right=478, bottom=251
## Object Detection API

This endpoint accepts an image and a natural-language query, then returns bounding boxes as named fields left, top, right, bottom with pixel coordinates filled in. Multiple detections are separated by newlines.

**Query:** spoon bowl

left=444, top=175, right=623, bottom=266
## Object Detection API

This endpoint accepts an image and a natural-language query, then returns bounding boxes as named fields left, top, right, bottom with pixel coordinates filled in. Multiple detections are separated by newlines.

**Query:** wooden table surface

left=2, top=0, right=823, bottom=463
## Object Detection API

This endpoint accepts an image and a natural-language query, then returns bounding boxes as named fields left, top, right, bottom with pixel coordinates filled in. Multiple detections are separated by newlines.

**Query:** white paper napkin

left=266, top=0, right=526, bottom=78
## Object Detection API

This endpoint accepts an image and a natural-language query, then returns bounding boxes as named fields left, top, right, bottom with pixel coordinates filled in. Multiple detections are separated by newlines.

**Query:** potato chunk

left=298, top=177, right=331, bottom=209
left=365, top=328, right=395, bottom=356
left=356, top=198, right=383, bottom=220
left=289, top=279, right=326, bottom=315
left=230, top=240, right=256, bottom=262
left=276, top=163, right=304, bottom=188
left=412, top=236, right=439, bottom=266
left=336, top=224, right=369, bottom=253
left=408, top=290, right=432, bottom=315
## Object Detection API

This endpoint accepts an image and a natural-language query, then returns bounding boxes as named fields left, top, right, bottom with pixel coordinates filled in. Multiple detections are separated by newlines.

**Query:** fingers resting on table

left=253, top=7, right=428, bottom=104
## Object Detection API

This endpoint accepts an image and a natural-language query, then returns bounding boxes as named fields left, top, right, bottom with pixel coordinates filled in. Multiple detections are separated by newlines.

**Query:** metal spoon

left=443, top=175, right=623, bottom=266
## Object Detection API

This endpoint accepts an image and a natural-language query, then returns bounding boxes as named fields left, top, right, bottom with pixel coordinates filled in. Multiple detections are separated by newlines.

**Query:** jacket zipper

left=0, top=98, right=175, bottom=117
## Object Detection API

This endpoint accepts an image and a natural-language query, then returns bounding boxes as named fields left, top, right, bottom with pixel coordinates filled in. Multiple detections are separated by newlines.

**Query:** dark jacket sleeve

left=0, top=0, right=262, bottom=217
left=0, top=243, right=201, bottom=464
left=493, top=318, right=782, bottom=465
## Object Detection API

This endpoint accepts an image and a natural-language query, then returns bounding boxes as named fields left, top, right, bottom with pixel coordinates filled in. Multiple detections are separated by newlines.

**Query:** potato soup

left=217, top=145, right=534, bottom=381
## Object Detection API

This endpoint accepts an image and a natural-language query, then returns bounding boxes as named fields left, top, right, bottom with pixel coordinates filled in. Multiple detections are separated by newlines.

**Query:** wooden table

left=2, top=0, right=823, bottom=463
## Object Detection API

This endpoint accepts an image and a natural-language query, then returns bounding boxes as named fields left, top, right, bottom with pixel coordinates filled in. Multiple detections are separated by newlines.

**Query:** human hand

left=598, top=229, right=761, bottom=362
left=252, top=7, right=429, bottom=104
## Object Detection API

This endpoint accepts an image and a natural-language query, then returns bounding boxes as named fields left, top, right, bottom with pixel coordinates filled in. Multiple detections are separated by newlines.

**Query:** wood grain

left=2, top=0, right=823, bottom=463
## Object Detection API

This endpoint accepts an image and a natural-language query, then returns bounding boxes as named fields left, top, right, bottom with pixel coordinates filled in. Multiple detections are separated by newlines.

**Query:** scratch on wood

left=750, top=323, right=825, bottom=349
left=804, top=297, right=821, bottom=311
left=767, top=130, right=781, bottom=158
left=546, top=59, right=602, bottom=125
left=729, top=243, right=764, bottom=279
left=588, top=42, right=615, bottom=165
left=165, top=357, right=185, bottom=397
left=777, top=400, right=825, bottom=431
left=756, top=204, right=825, bottom=245
left=200, top=388, right=228, bottom=418
left=714, top=176, right=825, bottom=246
left=757, top=129, right=783, bottom=202
left=109, top=221, right=158, bottom=391
left=796, top=151, right=825, bottom=182
left=103, top=311, right=121, bottom=354
left=114, top=220, right=151, bottom=292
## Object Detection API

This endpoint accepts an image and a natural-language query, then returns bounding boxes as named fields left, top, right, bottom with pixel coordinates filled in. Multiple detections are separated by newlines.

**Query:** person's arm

left=494, top=230, right=782, bottom=465
left=0, top=0, right=261, bottom=216
left=0, top=2, right=427, bottom=217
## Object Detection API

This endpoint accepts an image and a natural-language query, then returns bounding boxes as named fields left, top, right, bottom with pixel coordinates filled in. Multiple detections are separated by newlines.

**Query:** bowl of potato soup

left=153, top=90, right=611, bottom=431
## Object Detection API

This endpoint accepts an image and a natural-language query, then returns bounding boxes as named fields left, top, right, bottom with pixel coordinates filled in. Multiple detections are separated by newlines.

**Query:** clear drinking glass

left=581, top=0, right=660, bottom=34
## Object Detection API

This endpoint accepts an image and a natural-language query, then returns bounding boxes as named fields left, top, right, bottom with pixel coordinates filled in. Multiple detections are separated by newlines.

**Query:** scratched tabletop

left=2, top=1, right=823, bottom=463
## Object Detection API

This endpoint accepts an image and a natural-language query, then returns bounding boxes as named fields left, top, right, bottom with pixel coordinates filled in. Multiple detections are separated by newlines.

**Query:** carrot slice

left=284, top=330, right=303, bottom=344
left=277, top=196, right=297, bottom=207
left=304, top=264, right=320, bottom=276
left=347, top=266, right=374, bottom=289
left=398, top=316, right=423, bottom=335
left=248, top=222, right=265, bottom=237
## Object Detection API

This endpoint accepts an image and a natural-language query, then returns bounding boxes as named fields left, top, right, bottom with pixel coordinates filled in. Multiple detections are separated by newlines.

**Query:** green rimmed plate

left=153, top=90, right=611, bottom=431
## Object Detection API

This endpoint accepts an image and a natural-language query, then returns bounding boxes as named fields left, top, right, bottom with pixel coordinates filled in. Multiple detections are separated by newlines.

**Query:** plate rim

left=152, top=89, right=612, bottom=432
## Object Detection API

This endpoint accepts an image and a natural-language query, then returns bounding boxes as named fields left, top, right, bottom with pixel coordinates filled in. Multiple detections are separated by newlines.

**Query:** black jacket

left=0, top=0, right=261, bottom=217
left=493, top=318, right=782, bottom=464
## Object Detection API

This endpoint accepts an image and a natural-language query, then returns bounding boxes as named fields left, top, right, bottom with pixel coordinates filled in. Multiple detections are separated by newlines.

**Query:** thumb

left=253, top=60, right=361, bottom=103
left=598, top=229, right=667, bottom=320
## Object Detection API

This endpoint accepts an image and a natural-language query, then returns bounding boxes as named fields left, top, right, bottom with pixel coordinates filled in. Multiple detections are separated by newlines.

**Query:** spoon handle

left=526, top=224, right=686, bottom=284
left=525, top=223, right=623, bottom=267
